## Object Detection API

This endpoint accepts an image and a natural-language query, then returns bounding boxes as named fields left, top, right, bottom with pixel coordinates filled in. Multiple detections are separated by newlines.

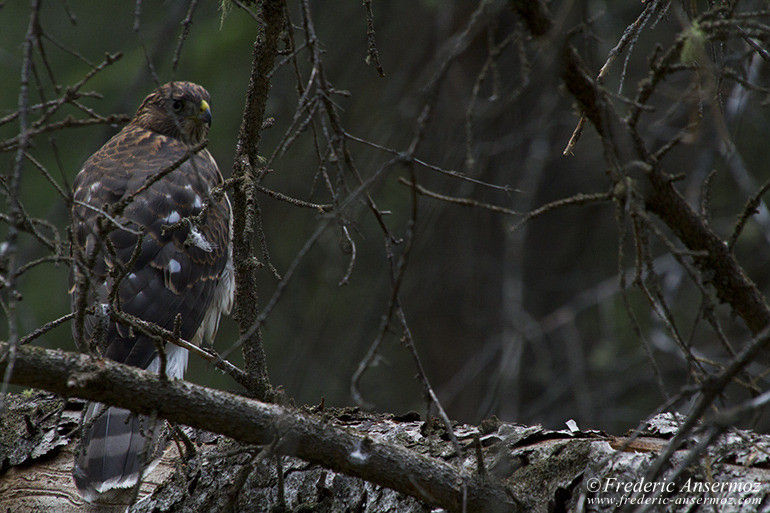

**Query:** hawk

left=70, top=82, right=233, bottom=500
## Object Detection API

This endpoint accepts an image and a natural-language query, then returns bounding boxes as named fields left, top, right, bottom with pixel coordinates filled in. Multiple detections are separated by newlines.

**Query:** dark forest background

left=3, top=0, right=770, bottom=437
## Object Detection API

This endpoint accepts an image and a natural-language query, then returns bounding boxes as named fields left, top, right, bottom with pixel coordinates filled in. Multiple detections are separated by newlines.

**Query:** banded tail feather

left=73, top=345, right=188, bottom=501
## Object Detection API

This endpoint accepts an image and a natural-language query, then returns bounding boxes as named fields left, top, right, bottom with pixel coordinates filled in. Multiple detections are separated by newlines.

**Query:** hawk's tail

left=73, top=403, right=164, bottom=502
left=72, top=345, right=189, bottom=501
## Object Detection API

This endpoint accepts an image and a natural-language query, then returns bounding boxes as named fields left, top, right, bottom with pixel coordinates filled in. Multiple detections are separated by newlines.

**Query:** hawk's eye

left=171, top=99, right=184, bottom=112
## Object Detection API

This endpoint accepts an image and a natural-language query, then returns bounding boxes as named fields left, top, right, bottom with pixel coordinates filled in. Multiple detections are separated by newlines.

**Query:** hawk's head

left=133, top=82, right=212, bottom=145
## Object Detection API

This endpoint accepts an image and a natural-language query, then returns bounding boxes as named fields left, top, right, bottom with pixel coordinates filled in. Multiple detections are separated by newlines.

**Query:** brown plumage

left=70, top=82, right=233, bottom=501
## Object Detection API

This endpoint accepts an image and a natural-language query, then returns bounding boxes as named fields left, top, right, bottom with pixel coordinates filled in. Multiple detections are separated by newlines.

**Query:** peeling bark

left=0, top=343, right=518, bottom=513
left=3, top=391, right=769, bottom=513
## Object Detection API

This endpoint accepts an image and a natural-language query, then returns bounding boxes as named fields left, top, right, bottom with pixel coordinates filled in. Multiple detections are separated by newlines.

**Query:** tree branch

left=0, top=342, right=519, bottom=513
left=228, top=0, right=286, bottom=399
left=561, top=45, right=770, bottom=337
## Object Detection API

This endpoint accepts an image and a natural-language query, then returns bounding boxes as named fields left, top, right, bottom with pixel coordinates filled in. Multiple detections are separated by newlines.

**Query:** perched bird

left=70, top=82, right=233, bottom=500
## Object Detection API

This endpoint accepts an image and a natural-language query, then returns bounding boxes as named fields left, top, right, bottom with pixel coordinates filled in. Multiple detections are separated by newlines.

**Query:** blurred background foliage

left=3, top=0, right=770, bottom=435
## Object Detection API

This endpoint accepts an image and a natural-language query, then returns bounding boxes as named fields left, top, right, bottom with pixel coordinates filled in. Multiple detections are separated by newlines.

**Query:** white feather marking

left=84, top=182, right=101, bottom=203
left=165, top=211, right=181, bottom=224
left=192, top=256, right=234, bottom=348
left=146, top=344, right=189, bottom=378
left=168, top=259, right=181, bottom=274
left=188, top=226, right=216, bottom=252
left=193, top=195, right=203, bottom=209
left=91, top=453, right=162, bottom=495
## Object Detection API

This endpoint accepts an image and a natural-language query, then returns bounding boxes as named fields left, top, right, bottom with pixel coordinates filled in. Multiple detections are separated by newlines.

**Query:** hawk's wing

left=71, top=122, right=233, bottom=500
left=72, top=123, right=232, bottom=366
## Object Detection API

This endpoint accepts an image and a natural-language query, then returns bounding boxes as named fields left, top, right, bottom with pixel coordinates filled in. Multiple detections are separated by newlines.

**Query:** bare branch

left=0, top=343, right=521, bottom=513
left=229, top=0, right=286, bottom=399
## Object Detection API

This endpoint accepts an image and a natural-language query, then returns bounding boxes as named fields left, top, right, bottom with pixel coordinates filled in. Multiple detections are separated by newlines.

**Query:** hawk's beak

left=198, top=100, right=212, bottom=126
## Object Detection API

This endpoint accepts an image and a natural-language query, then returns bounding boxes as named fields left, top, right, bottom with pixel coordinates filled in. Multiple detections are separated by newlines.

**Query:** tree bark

left=0, top=343, right=519, bottom=513
left=229, top=0, right=286, bottom=400
left=3, top=382, right=769, bottom=513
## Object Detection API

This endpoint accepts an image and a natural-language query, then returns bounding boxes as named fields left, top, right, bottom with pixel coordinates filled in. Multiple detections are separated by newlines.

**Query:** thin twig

left=19, top=313, right=76, bottom=346
left=511, top=191, right=613, bottom=232
left=399, top=178, right=520, bottom=216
